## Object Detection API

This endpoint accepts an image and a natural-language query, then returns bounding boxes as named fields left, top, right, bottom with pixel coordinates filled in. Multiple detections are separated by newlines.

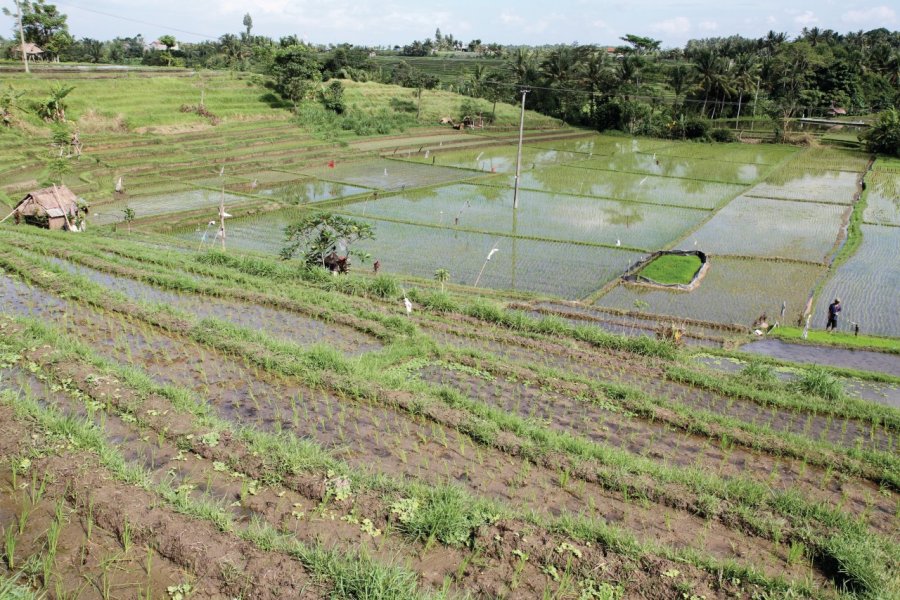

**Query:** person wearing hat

left=826, top=298, right=842, bottom=332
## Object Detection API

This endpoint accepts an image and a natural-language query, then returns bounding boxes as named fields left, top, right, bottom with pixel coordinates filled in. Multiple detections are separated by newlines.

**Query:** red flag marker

left=328, top=160, right=335, bottom=168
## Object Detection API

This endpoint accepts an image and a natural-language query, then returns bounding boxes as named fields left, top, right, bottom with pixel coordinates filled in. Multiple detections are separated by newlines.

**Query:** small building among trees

left=9, top=185, right=87, bottom=230
left=10, top=42, right=43, bottom=61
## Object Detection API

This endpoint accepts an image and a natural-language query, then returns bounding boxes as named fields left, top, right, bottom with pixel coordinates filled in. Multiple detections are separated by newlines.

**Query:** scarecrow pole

left=218, top=187, right=226, bottom=250
left=51, top=184, right=75, bottom=230
left=15, top=0, right=29, bottom=74
left=512, top=88, right=529, bottom=210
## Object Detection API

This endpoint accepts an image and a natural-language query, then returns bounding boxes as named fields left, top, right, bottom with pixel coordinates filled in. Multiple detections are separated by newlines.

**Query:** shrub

left=739, top=360, right=779, bottom=387
left=793, top=366, right=844, bottom=401
left=860, top=108, right=900, bottom=157
left=683, top=118, right=710, bottom=140
left=392, top=485, right=491, bottom=547
left=710, top=128, right=736, bottom=142
left=418, top=291, right=458, bottom=313
left=368, top=275, right=400, bottom=299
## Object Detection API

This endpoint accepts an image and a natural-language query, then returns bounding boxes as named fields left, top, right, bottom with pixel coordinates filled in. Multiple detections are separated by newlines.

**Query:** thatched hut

left=10, top=43, right=43, bottom=61
left=9, top=185, right=86, bottom=230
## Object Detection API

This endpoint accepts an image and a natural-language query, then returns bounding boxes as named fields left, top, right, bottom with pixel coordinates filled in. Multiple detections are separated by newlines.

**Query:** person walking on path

left=826, top=298, right=842, bottom=332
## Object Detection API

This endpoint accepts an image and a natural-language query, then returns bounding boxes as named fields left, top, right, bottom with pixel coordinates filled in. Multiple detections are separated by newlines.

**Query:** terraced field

left=0, top=226, right=897, bottom=599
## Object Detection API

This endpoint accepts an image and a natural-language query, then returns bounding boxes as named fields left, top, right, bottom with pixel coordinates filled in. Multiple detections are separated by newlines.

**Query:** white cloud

left=499, top=11, right=524, bottom=26
left=649, top=16, right=691, bottom=36
left=842, top=5, right=897, bottom=25
left=793, top=10, right=819, bottom=26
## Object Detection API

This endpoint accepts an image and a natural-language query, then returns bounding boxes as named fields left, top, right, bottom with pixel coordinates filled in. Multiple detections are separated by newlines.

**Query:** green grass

left=769, top=326, right=900, bottom=354
left=638, top=254, right=702, bottom=285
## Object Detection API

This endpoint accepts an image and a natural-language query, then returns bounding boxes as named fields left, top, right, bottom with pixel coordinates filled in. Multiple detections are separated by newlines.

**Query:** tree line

left=4, top=2, right=899, bottom=151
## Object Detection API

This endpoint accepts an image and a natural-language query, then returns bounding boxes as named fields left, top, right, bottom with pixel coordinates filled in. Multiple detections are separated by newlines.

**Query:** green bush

left=860, top=108, right=900, bottom=157
left=418, top=291, right=458, bottom=313
left=711, top=128, right=736, bottom=142
left=368, top=275, right=400, bottom=299
left=393, top=485, right=491, bottom=547
left=793, top=365, right=844, bottom=402
left=683, top=118, right=710, bottom=140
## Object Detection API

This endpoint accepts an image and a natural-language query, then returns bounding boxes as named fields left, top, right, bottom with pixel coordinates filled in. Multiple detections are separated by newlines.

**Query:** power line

left=55, top=1, right=220, bottom=40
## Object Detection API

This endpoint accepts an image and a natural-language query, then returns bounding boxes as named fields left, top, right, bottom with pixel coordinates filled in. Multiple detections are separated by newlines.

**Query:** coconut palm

left=732, top=53, right=759, bottom=127
left=434, top=268, right=450, bottom=292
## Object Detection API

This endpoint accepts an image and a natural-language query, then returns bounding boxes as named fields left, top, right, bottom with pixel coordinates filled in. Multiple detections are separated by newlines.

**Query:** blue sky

left=42, top=1, right=900, bottom=46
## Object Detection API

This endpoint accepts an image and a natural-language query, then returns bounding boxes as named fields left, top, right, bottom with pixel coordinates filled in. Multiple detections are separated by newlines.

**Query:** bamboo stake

left=52, top=184, right=75, bottom=230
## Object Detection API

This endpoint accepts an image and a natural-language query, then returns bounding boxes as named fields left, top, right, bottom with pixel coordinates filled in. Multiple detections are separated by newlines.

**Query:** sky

left=27, top=0, right=900, bottom=47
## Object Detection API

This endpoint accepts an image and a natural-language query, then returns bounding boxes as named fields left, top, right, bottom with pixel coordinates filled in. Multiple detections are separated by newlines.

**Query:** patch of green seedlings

left=0, top=387, right=453, bottom=600
left=6, top=253, right=895, bottom=545
left=0, top=315, right=821, bottom=598
left=3, top=232, right=898, bottom=596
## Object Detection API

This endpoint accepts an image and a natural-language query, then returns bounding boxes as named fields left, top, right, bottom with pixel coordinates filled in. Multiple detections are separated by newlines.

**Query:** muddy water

left=45, top=256, right=381, bottom=355
left=742, top=339, right=900, bottom=377
left=694, top=355, right=900, bottom=410
left=419, top=365, right=896, bottom=533
left=424, top=322, right=896, bottom=453
left=0, top=277, right=817, bottom=580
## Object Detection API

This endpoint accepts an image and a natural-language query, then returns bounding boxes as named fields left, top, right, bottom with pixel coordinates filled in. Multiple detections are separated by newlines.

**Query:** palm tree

left=577, top=47, right=612, bottom=121
left=668, top=64, right=693, bottom=102
left=692, top=48, right=723, bottom=116
left=434, top=268, right=450, bottom=292
left=732, top=53, right=759, bottom=127
left=540, top=47, right=578, bottom=118
left=469, top=64, right=487, bottom=97
left=507, top=47, right=536, bottom=85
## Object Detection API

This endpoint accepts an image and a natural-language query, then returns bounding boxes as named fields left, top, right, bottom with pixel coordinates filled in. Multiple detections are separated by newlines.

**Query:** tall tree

left=4, top=0, right=70, bottom=60
left=269, top=44, right=322, bottom=109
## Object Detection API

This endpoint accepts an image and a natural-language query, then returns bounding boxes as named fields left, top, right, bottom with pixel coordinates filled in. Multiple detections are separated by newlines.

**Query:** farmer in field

left=826, top=298, right=841, bottom=332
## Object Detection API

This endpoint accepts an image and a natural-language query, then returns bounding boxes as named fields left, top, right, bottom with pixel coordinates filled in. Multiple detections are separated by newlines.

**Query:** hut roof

left=14, top=185, right=80, bottom=219
left=12, top=43, right=43, bottom=55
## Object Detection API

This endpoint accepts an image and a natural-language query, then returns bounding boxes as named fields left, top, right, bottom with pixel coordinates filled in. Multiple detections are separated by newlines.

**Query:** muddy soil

left=0, top=402, right=324, bottom=600
left=419, top=363, right=897, bottom=535
left=42, top=254, right=382, bottom=356
left=422, top=317, right=896, bottom=453
left=0, top=348, right=761, bottom=600
left=0, top=279, right=829, bottom=586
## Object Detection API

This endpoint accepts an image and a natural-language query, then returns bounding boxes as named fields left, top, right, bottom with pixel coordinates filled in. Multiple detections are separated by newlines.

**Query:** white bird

left=219, top=166, right=225, bottom=176
left=208, top=220, right=216, bottom=226
left=251, top=179, right=258, bottom=189
left=616, top=239, right=621, bottom=247
left=424, top=150, right=429, bottom=158
left=694, top=240, right=698, bottom=246
left=403, top=297, right=413, bottom=315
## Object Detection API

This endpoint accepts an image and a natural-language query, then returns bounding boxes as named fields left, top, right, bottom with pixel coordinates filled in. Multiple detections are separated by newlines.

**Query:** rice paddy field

left=0, top=68, right=899, bottom=599
left=0, top=225, right=898, bottom=600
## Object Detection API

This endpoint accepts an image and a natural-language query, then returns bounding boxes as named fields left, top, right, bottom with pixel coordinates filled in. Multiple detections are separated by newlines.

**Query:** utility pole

left=512, top=87, right=529, bottom=210
left=750, top=76, right=761, bottom=130
left=15, top=0, right=29, bottom=74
